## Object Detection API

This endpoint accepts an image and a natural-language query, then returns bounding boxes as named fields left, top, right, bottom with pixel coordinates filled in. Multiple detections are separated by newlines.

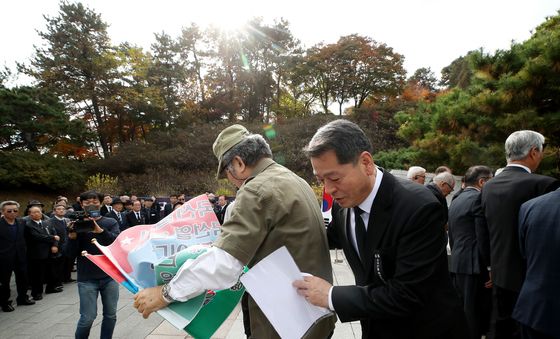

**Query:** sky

left=1, top=0, right=559, bottom=86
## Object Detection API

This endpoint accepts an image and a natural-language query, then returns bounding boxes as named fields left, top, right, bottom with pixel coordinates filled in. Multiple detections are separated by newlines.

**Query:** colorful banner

left=85, top=194, right=244, bottom=339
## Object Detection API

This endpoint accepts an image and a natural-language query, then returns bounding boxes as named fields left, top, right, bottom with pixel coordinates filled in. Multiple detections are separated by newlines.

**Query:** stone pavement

left=0, top=250, right=360, bottom=339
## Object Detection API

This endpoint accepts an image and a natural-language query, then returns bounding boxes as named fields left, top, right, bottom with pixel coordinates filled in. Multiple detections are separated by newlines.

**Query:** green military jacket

left=215, top=157, right=335, bottom=338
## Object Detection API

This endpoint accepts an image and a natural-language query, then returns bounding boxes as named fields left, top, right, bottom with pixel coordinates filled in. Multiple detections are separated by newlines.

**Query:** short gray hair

left=433, top=172, right=455, bottom=188
left=304, top=119, right=372, bottom=164
left=1, top=200, right=20, bottom=210
left=407, top=166, right=426, bottom=179
left=505, top=130, right=545, bottom=162
left=222, top=134, right=272, bottom=169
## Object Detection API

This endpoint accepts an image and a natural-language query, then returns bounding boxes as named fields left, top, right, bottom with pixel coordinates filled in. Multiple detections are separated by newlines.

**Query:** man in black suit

left=125, top=200, right=145, bottom=227
left=106, top=199, right=128, bottom=231
left=426, top=171, right=456, bottom=224
left=513, top=188, right=560, bottom=339
left=481, top=130, right=560, bottom=339
left=24, top=206, right=61, bottom=300
left=142, top=198, right=160, bottom=225
left=99, top=194, right=113, bottom=216
left=295, top=119, right=466, bottom=339
left=448, top=165, right=493, bottom=339
left=163, top=194, right=178, bottom=217
left=215, top=195, right=229, bottom=224
left=0, top=201, right=35, bottom=312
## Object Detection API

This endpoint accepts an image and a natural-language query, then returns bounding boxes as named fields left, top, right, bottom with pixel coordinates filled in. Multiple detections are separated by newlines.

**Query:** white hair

left=505, top=130, right=545, bottom=162
left=407, top=166, right=426, bottom=179
left=433, top=172, right=455, bottom=187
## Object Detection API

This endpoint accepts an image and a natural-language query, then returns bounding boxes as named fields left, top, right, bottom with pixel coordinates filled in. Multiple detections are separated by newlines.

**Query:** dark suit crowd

left=1, top=192, right=228, bottom=314
left=443, top=131, right=560, bottom=339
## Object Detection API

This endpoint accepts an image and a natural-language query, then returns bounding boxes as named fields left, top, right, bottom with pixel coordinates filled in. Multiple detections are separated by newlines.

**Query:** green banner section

left=154, top=246, right=246, bottom=339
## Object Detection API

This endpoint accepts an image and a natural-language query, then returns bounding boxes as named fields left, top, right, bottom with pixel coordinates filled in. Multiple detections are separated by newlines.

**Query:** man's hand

left=485, top=271, right=493, bottom=289
left=51, top=246, right=58, bottom=254
left=292, top=275, right=332, bottom=309
left=54, top=235, right=60, bottom=241
left=133, top=286, right=169, bottom=319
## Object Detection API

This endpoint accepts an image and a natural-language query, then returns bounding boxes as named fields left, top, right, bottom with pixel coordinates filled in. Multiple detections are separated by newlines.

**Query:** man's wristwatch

left=161, top=283, right=174, bottom=304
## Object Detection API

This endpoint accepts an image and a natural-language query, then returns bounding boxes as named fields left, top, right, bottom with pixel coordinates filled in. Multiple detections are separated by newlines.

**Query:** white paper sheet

left=240, top=246, right=332, bottom=339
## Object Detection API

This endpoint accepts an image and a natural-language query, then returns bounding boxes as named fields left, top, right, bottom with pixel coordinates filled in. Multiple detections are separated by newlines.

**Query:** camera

left=67, top=205, right=101, bottom=233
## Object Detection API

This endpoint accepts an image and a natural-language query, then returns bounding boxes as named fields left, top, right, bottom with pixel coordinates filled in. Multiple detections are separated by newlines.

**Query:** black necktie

left=117, top=212, right=122, bottom=223
left=136, top=212, right=140, bottom=221
left=354, top=207, right=367, bottom=259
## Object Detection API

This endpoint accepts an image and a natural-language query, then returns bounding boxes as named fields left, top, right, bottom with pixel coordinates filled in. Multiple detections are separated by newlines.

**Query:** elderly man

left=448, top=166, right=494, bottom=339
left=294, top=119, right=466, bottom=339
left=407, top=166, right=427, bottom=184
left=134, top=124, right=335, bottom=338
left=1, top=201, right=35, bottom=312
left=481, top=130, right=559, bottom=338
left=24, top=205, right=60, bottom=300
left=427, top=171, right=456, bottom=223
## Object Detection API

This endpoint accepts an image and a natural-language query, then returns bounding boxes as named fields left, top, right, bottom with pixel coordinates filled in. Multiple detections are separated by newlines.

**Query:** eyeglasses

left=542, top=143, right=547, bottom=151
left=443, top=182, right=454, bottom=191
left=178, top=198, right=185, bottom=201
left=4, top=209, right=18, bottom=213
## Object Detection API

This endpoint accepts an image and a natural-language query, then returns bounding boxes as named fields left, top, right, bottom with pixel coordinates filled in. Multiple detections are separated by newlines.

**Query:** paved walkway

left=0, top=250, right=360, bottom=339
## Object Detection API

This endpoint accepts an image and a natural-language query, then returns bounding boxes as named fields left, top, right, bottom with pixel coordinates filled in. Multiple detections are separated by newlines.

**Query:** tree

left=21, top=1, right=119, bottom=157
left=439, top=53, right=475, bottom=89
left=0, top=86, right=90, bottom=157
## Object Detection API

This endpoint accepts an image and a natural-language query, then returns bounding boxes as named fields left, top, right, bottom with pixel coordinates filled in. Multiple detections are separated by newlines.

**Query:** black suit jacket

left=125, top=210, right=145, bottom=227
left=142, top=207, right=160, bottom=225
left=215, top=203, right=229, bottom=224
left=481, top=166, right=560, bottom=292
left=0, top=217, right=27, bottom=266
left=328, top=170, right=464, bottom=339
left=106, top=210, right=129, bottom=231
left=100, top=205, right=111, bottom=216
left=24, top=219, right=58, bottom=260
left=513, top=189, right=560, bottom=337
left=448, top=187, right=490, bottom=274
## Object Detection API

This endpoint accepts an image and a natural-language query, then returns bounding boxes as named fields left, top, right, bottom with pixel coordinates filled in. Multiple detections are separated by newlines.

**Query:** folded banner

left=85, top=194, right=245, bottom=339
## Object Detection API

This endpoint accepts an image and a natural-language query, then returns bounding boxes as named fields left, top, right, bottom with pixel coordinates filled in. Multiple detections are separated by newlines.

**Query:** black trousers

left=0, top=259, right=29, bottom=304
left=453, top=272, right=492, bottom=339
left=28, top=258, right=47, bottom=297
left=46, top=256, right=63, bottom=289
left=488, top=286, right=521, bottom=339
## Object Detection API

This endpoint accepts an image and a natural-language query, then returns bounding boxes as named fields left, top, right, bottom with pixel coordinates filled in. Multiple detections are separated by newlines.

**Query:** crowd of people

left=0, top=193, right=231, bottom=306
left=405, top=130, right=559, bottom=339
left=2, top=122, right=559, bottom=339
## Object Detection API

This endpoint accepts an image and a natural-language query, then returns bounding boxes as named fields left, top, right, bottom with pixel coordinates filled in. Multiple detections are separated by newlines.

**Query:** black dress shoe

left=17, top=298, right=36, bottom=306
left=32, top=294, right=43, bottom=300
left=1, top=303, right=15, bottom=312
left=45, top=288, right=63, bottom=294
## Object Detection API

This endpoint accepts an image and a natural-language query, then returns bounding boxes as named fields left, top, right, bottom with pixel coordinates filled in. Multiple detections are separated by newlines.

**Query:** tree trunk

left=91, top=95, right=110, bottom=157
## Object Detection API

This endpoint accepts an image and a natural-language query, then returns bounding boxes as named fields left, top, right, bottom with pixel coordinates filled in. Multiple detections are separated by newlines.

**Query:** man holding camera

left=65, top=191, right=120, bottom=339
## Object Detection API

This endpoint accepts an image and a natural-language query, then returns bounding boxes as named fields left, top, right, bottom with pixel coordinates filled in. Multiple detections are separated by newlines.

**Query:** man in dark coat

left=215, top=195, right=229, bottom=224
left=295, top=119, right=466, bottom=339
left=106, top=198, right=128, bottom=231
left=513, top=188, right=560, bottom=339
left=481, top=130, right=560, bottom=338
left=125, top=200, right=145, bottom=227
left=448, top=165, right=493, bottom=339
left=0, top=201, right=35, bottom=312
left=24, top=206, right=61, bottom=300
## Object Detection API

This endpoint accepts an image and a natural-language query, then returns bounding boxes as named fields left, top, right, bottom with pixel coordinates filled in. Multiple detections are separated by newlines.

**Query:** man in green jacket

left=135, top=124, right=335, bottom=338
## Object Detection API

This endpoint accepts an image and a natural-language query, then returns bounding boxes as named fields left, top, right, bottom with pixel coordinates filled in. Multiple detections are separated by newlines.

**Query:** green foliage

left=85, top=173, right=119, bottom=195
left=373, top=148, right=419, bottom=171
left=0, top=151, right=86, bottom=191
left=0, top=86, right=90, bottom=156
left=396, top=13, right=560, bottom=177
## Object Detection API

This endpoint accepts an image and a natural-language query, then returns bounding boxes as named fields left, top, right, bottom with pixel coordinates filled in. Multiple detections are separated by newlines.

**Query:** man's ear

left=360, top=151, right=375, bottom=175
left=233, top=156, right=247, bottom=173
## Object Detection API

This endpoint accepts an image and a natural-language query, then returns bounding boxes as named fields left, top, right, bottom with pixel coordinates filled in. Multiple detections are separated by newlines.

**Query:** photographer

left=65, top=191, right=120, bottom=339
